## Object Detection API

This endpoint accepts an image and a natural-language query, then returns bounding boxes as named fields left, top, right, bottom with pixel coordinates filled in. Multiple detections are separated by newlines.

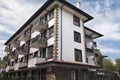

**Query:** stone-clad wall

left=53, top=67, right=71, bottom=80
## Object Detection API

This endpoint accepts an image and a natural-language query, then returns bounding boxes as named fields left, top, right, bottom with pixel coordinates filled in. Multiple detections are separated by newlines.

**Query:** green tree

left=0, top=57, right=5, bottom=80
left=103, top=59, right=116, bottom=72
left=115, top=58, right=120, bottom=73
left=0, top=59, right=4, bottom=68
left=94, top=49, right=103, bottom=67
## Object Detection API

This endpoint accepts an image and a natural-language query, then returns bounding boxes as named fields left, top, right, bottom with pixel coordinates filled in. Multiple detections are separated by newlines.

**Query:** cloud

left=82, top=0, right=120, bottom=41
left=0, top=0, right=45, bottom=58
left=0, top=40, right=6, bottom=58
left=0, top=0, right=43, bottom=35
left=100, top=46, right=120, bottom=55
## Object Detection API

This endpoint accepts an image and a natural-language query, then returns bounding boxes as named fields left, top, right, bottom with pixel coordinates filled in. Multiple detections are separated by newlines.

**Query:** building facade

left=3, top=0, right=110, bottom=80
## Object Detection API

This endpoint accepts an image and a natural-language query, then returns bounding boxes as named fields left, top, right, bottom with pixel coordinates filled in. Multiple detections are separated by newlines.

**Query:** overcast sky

left=0, top=0, right=120, bottom=61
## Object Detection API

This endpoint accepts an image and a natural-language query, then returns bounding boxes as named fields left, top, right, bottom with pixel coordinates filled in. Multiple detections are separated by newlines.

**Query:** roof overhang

left=85, top=27, right=103, bottom=39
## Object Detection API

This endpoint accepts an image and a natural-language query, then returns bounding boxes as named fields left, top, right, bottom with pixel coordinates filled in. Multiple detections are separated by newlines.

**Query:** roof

left=5, top=0, right=93, bottom=45
left=84, top=27, right=103, bottom=39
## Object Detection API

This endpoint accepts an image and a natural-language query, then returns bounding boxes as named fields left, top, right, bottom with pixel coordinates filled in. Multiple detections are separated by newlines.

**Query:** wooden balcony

left=4, top=46, right=10, bottom=52
left=32, top=21, right=47, bottom=32
left=19, top=32, right=30, bottom=41
left=11, top=41, right=20, bottom=48
left=17, top=44, right=28, bottom=55
left=31, top=35, right=47, bottom=48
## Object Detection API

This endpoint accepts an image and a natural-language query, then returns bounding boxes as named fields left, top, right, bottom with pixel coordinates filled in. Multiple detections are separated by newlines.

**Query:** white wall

left=57, top=7, right=86, bottom=63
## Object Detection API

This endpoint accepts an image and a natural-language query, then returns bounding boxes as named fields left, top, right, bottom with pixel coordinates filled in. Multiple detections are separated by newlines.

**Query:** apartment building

left=4, top=0, right=103, bottom=80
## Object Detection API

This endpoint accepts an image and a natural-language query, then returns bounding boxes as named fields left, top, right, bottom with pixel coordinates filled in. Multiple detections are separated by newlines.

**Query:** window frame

left=48, top=26, right=54, bottom=38
left=48, top=45, right=53, bottom=59
left=74, top=49, right=82, bottom=62
left=74, top=31, right=81, bottom=43
left=48, top=9, right=54, bottom=20
left=73, top=15, right=80, bottom=27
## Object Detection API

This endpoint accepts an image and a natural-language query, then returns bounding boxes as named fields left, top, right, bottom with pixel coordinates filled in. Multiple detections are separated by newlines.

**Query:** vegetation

left=0, top=57, right=5, bottom=80
left=115, top=58, right=120, bottom=73
left=103, top=59, right=116, bottom=72
left=94, top=49, right=104, bottom=67
left=0, top=58, right=4, bottom=68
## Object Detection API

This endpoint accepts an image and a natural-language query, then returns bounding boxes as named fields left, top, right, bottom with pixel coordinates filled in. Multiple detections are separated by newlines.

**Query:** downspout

left=60, top=5, right=64, bottom=60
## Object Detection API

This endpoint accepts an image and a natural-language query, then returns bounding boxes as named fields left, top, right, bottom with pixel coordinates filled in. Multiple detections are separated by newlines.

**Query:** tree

left=0, top=59, right=4, bottom=68
left=94, top=49, right=103, bottom=67
left=115, top=58, right=120, bottom=73
left=103, top=59, right=116, bottom=72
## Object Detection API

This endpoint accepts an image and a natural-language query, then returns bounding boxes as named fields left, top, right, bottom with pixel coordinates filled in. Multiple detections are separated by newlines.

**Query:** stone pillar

left=53, top=6, right=59, bottom=60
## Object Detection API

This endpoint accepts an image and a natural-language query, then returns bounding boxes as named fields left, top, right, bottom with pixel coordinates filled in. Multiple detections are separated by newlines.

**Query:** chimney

left=76, top=1, right=81, bottom=9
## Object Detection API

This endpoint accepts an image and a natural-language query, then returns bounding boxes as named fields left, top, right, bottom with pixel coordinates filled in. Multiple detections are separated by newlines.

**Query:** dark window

left=48, top=26, right=54, bottom=38
left=73, top=15, right=80, bottom=26
left=49, top=9, right=54, bottom=20
left=48, top=45, right=53, bottom=59
left=40, top=48, right=46, bottom=58
left=34, top=51, right=38, bottom=57
left=74, top=31, right=81, bottom=43
left=71, top=69, right=78, bottom=80
left=75, top=49, right=82, bottom=62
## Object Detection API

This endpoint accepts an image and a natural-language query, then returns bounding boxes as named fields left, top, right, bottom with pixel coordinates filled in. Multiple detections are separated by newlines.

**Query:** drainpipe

left=60, top=5, right=64, bottom=61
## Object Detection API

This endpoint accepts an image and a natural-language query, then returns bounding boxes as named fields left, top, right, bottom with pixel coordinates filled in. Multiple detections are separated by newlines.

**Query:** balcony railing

left=31, top=35, right=47, bottom=48
left=19, top=32, right=30, bottom=41
left=11, top=40, right=20, bottom=48
left=28, top=57, right=45, bottom=68
left=14, top=62, right=27, bottom=70
left=4, top=46, right=10, bottom=52
left=17, top=44, right=28, bottom=55
left=32, top=20, right=47, bottom=32
left=9, top=51, right=17, bottom=59
left=5, top=66, right=14, bottom=72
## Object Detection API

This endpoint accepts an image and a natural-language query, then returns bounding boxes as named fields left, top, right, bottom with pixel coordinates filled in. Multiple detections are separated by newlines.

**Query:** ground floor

left=4, top=60, right=120, bottom=80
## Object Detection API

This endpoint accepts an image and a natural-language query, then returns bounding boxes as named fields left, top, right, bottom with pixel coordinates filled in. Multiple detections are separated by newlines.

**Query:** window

left=74, top=31, right=81, bottom=43
left=48, top=45, right=53, bottom=59
left=73, top=15, right=80, bottom=26
left=48, top=26, right=54, bottom=38
left=34, top=51, right=38, bottom=57
left=71, top=69, right=78, bottom=80
left=49, top=9, right=54, bottom=20
left=40, top=48, right=46, bottom=58
left=75, top=49, right=82, bottom=62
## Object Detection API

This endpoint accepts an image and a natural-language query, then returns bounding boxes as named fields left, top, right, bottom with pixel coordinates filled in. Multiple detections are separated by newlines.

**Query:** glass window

left=74, top=31, right=81, bottom=43
left=75, top=49, right=82, bottom=62
left=48, top=45, right=53, bottom=59
left=49, top=9, right=54, bottom=20
left=48, top=26, right=54, bottom=38
left=73, top=15, right=80, bottom=26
